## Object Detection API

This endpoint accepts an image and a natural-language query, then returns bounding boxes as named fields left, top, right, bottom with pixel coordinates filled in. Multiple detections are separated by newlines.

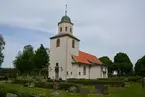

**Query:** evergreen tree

left=33, top=44, right=49, bottom=76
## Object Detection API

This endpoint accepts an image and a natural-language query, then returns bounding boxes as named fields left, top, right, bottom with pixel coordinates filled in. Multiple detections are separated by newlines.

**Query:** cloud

left=0, top=0, right=145, bottom=67
left=1, top=25, right=52, bottom=67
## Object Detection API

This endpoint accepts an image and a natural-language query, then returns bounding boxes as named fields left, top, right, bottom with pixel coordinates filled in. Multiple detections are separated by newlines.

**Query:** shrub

left=47, top=79, right=53, bottom=82
left=35, top=82, right=53, bottom=89
left=127, top=76, right=142, bottom=82
left=59, top=83, right=79, bottom=90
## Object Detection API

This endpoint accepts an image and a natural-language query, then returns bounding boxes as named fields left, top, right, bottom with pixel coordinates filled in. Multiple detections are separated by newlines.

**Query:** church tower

left=49, top=6, right=80, bottom=80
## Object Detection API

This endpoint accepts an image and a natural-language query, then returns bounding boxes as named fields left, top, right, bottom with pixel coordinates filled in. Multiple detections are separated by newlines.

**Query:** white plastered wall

left=49, top=36, right=79, bottom=80
left=58, top=23, right=73, bottom=34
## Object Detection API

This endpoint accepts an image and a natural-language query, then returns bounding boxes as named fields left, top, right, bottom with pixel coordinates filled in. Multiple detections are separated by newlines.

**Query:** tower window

left=56, top=39, right=60, bottom=47
left=83, top=66, right=86, bottom=75
left=56, top=63, right=58, bottom=66
left=71, top=72, right=72, bottom=75
left=72, top=40, right=75, bottom=48
left=66, top=71, right=68, bottom=75
left=60, top=27, right=62, bottom=32
left=65, top=27, right=67, bottom=31
left=70, top=28, right=72, bottom=32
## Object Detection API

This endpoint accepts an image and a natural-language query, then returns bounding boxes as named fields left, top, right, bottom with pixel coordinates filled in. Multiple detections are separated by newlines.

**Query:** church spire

left=65, top=4, right=67, bottom=16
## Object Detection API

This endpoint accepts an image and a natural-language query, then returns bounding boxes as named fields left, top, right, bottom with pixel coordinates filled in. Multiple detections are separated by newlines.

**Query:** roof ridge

left=79, top=50, right=96, bottom=57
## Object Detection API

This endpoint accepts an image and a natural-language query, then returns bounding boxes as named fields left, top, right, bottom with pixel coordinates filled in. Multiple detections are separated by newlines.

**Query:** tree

left=33, top=44, right=49, bottom=76
left=99, top=56, right=113, bottom=76
left=13, top=45, right=34, bottom=75
left=0, top=34, right=5, bottom=67
left=13, top=51, right=23, bottom=72
left=135, top=56, right=145, bottom=76
left=114, top=52, right=133, bottom=76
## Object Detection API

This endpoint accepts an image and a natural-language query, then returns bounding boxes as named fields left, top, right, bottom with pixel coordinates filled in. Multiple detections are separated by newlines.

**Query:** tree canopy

left=13, top=44, right=49, bottom=76
left=33, top=44, right=49, bottom=70
left=0, top=34, right=5, bottom=67
left=99, top=56, right=113, bottom=75
left=135, top=55, right=145, bottom=76
left=114, top=52, right=133, bottom=76
left=13, top=45, right=34, bottom=74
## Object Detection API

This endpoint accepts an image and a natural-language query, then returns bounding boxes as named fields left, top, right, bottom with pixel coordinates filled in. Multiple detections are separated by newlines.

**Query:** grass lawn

left=0, top=82, right=145, bottom=97
left=109, top=83, right=145, bottom=97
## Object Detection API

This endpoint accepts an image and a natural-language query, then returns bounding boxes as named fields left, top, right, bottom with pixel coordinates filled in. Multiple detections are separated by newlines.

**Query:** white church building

left=49, top=11, right=108, bottom=80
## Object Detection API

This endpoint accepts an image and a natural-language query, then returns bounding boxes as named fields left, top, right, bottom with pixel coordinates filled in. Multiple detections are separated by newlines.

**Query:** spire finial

left=65, top=4, right=67, bottom=16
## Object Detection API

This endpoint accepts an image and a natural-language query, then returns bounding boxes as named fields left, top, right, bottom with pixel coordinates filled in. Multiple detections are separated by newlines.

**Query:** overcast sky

left=0, top=0, right=145, bottom=68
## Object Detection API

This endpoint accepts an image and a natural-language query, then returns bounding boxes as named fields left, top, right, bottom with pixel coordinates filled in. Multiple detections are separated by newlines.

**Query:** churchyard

left=0, top=76, right=145, bottom=97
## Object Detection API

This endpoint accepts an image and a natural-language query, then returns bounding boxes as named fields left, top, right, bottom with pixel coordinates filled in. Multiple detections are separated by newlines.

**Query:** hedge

left=127, top=76, right=142, bottom=82
left=97, top=77, right=125, bottom=81
left=12, top=79, right=34, bottom=84
left=34, top=82, right=79, bottom=91
left=12, top=79, right=79, bottom=90
left=67, top=79, right=125, bottom=87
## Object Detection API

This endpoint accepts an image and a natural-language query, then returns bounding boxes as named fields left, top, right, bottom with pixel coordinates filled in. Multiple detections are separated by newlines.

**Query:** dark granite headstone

left=94, top=84, right=105, bottom=94
left=79, top=88, right=90, bottom=94
left=23, top=82, right=29, bottom=87
left=94, top=84, right=109, bottom=95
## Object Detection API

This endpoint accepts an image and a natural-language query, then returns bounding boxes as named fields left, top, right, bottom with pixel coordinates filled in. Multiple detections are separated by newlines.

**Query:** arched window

left=56, top=39, right=60, bottom=47
left=65, top=27, right=67, bottom=31
left=72, top=40, right=75, bottom=48
left=70, top=28, right=72, bottom=32
left=60, top=27, right=62, bottom=32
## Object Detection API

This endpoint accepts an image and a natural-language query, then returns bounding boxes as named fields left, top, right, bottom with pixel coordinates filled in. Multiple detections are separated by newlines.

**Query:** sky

left=0, top=0, right=145, bottom=68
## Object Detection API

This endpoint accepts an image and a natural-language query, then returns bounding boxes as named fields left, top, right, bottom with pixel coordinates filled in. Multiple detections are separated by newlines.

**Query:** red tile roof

left=72, top=51, right=102, bottom=65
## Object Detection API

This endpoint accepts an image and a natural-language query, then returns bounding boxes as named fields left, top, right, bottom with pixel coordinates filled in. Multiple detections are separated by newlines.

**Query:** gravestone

left=142, top=78, right=145, bottom=88
left=6, top=93, right=18, bottom=97
left=94, top=84, right=105, bottom=94
left=68, top=86, right=79, bottom=93
left=30, top=95, right=41, bottom=97
left=79, top=88, right=90, bottom=94
left=0, top=89, right=6, bottom=97
left=50, top=90, right=59, bottom=97
left=29, top=82, right=35, bottom=88
left=23, top=82, right=29, bottom=87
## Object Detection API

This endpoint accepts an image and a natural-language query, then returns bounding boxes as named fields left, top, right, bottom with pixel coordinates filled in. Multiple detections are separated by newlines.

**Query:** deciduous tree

left=114, top=52, right=133, bottom=76
left=99, top=56, right=113, bottom=75
left=135, top=55, right=145, bottom=76
left=0, top=34, right=5, bottom=67
left=13, top=45, right=34, bottom=75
